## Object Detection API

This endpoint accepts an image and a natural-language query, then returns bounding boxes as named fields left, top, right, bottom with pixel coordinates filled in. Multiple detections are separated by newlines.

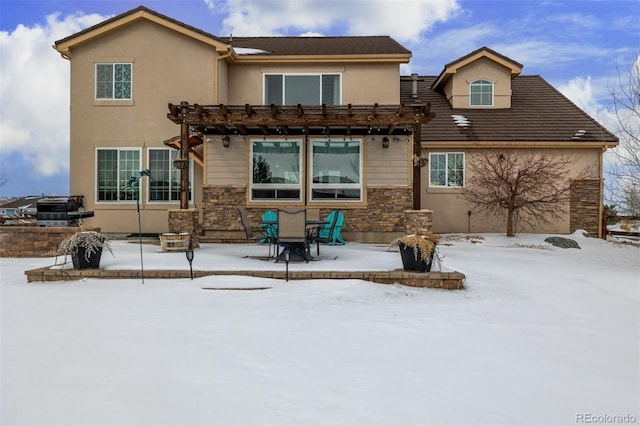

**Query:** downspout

left=599, top=145, right=610, bottom=239
left=214, top=46, right=234, bottom=104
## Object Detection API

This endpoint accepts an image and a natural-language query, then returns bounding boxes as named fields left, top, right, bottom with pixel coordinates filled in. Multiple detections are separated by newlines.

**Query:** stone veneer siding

left=200, top=186, right=416, bottom=241
left=570, top=179, right=602, bottom=237
left=168, top=208, right=201, bottom=248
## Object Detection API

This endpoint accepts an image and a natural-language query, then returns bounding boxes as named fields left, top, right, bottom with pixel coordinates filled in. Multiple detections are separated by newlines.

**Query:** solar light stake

left=185, top=241, right=194, bottom=280
left=284, top=250, right=290, bottom=282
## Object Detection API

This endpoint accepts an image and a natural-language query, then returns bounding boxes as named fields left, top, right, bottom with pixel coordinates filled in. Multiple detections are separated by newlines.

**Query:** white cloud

left=0, top=12, right=107, bottom=177
left=220, top=0, right=460, bottom=41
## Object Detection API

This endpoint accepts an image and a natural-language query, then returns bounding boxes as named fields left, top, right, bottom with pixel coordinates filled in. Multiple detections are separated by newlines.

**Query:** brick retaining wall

left=0, top=227, right=89, bottom=258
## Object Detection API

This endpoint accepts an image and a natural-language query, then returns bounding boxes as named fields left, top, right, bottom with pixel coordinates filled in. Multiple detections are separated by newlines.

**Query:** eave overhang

left=228, top=53, right=412, bottom=65
left=421, top=140, right=619, bottom=149
left=432, top=47, right=523, bottom=90
left=54, top=7, right=229, bottom=58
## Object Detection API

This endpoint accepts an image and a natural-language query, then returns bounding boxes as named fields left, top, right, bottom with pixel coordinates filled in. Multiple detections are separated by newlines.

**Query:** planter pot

left=72, top=246, right=103, bottom=269
left=398, top=241, right=435, bottom=272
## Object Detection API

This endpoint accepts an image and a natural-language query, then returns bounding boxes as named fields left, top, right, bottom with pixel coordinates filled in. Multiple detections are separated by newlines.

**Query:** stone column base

left=168, top=209, right=201, bottom=248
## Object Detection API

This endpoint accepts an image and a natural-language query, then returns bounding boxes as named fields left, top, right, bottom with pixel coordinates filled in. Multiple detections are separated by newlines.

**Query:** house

left=0, top=196, right=44, bottom=223
left=402, top=47, right=618, bottom=236
left=54, top=6, right=617, bottom=241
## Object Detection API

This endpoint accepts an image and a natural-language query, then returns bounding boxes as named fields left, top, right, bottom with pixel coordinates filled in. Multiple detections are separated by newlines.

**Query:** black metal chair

left=237, top=207, right=277, bottom=258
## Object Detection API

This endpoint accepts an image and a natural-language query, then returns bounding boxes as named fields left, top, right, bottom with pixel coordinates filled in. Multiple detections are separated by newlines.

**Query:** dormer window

left=469, top=79, right=493, bottom=107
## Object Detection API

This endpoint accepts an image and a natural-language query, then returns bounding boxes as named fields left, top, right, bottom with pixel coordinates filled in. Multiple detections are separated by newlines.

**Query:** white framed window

left=429, top=152, right=464, bottom=187
left=310, top=139, right=362, bottom=201
left=96, top=148, right=141, bottom=202
left=96, top=63, right=132, bottom=100
left=469, top=79, right=493, bottom=106
left=250, top=139, right=302, bottom=201
left=264, top=73, right=341, bottom=105
left=148, top=148, right=192, bottom=202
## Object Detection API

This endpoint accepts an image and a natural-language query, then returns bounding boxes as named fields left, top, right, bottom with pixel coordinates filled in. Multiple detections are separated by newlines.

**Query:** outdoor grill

left=36, top=196, right=94, bottom=227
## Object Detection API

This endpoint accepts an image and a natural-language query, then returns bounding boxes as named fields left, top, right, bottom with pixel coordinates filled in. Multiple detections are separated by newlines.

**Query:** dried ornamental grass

left=58, top=231, right=113, bottom=262
left=399, top=229, right=440, bottom=262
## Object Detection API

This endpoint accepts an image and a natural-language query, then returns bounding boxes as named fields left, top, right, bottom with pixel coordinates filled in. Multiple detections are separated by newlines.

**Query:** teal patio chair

left=311, top=209, right=345, bottom=255
left=261, top=210, right=278, bottom=247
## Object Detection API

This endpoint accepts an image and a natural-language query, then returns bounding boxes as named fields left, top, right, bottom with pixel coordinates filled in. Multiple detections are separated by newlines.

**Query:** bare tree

left=607, top=52, right=640, bottom=215
left=461, top=149, right=584, bottom=237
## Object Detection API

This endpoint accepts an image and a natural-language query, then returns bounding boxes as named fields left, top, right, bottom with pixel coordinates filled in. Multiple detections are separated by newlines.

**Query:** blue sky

left=0, top=0, right=638, bottom=198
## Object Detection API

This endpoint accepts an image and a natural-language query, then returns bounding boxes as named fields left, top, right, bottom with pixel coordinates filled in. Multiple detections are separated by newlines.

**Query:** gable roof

left=401, top=74, right=618, bottom=146
left=432, top=46, right=523, bottom=90
left=54, top=6, right=229, bottom=57
left=54, top=6, right=411, bottom=63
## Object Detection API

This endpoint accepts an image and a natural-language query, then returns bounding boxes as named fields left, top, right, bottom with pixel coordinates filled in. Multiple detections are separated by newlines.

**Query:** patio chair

left=276, top=208, right=309, bottom=262
left=238, top=207, right=276, bottom=258
left=311, top=209, right=345, bottom=255
left=261, top=210, right=278, bottom=239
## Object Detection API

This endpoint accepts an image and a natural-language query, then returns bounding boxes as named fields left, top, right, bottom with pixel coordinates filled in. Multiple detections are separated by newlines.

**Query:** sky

left=2, top=232, right=638, bottom=424
left=0, top=0, right=638, bottom=198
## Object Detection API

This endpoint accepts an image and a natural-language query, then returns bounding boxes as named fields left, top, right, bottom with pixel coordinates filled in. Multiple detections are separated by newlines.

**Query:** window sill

left=93, top=100, right=135, bottom=107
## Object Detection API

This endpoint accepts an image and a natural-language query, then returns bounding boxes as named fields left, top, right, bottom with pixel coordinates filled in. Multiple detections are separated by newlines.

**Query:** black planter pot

left=71, top=246, right=103, bottom=269
left=398, top=241, right=435, bottom=272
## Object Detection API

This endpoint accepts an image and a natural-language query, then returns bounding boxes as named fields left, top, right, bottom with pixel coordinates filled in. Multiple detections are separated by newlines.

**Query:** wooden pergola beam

left=167, top=102, right=434, bottom=132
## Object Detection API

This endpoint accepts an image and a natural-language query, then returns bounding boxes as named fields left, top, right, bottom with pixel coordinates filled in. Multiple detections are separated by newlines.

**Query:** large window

left=96, top=63, right=132, bottom=100
left=429, top=153, right=464, bottom=187
left=96, top=148, right=141, bottom=201
left=310, top=139, right=362, bottom=200
left=148, top=149, right=191, bottom=202
left=250, top=140, right=302, bottom=200
left=469, top=79, right=493, bottom=106
left=264, top=74, right=340, bottom=105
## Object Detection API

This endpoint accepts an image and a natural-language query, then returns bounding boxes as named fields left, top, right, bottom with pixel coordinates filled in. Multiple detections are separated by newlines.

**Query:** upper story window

left=429, top=152, right=464, bottom=187
left=96, top=63, right=132, bottom=100
left=469, top=79, right=493, bottom=107
left=264, top=73, right=340, bottom=105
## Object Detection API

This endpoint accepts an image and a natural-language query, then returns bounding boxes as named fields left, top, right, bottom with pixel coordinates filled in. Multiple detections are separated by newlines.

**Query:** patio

left=24, top=239, right=465, bottom=289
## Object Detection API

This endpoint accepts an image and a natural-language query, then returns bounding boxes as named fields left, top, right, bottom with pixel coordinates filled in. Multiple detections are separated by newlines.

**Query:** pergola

left=166, top=101, right=435, bottom=209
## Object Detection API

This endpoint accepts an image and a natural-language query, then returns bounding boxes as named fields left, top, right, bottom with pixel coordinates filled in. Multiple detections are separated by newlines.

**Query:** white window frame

left=309, top=138, right=363, bottom=202
left=95, top=148, right=142, bottom=203
left=250, top=139, right=303, bottom=202
left=147, top=148, right=193, bottom=203
left=95, top=63, right=133, bottom=100
left=263, top=73, right=342, bottom=105
left=429, top=152, right=465, bottom=188
left=469, top=79, right=493, bottom=107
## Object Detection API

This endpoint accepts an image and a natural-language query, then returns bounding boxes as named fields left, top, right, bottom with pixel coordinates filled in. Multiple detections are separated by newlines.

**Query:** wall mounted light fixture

left=222, top=136, right=230, bottom=148
left=382, top=136, right=390, bottom=149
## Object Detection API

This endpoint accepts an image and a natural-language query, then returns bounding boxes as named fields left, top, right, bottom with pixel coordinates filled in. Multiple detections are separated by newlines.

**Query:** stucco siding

left=422, top=147, right=601, bottom=234
left=68, top=19, right=217, bottom=233
left=448, top=58, right=513, bottom=109
left=226, top=63, right=400, bottom=105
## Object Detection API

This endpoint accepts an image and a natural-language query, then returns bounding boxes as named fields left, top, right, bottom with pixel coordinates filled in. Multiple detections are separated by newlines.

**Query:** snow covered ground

left=1, top=232, right=638, bottom=425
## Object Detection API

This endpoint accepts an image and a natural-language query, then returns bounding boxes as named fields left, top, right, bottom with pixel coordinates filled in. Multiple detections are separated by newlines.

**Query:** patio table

left=261, top=219, right=328, bottom=261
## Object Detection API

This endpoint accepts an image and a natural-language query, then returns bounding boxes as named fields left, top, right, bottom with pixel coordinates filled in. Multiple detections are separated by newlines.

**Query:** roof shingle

left=401, top=75, right=618, bottom=144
